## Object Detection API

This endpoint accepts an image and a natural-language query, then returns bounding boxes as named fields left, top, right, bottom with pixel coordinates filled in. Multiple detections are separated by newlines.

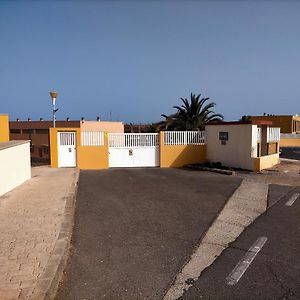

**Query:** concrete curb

left=280, top=158, right=300, bottom=164
left=186, top=164, right=236, bottom=176
left=32, top=169, right=80, bottom=300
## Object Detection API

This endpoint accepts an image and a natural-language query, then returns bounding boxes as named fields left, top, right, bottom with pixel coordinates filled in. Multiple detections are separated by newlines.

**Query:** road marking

left=226, top=237, right=268, bottom=286
left=286, top=193, right=299, bottom=206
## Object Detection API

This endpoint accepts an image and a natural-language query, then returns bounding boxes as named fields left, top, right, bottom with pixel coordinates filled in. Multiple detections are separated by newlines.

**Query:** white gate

left=58, top=132, right=77, bottom=167
left=109, top=133, right=159, bottom=167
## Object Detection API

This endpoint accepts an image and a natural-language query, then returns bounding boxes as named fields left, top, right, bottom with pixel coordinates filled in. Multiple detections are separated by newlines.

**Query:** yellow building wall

left=253, top=153, right=280, bottom=171
left=0, top=114, right=10, bottom=142
left=160, top=132, right=207, bottom=168
left=268, top=142, right=278, bottom=155
left=250, top=115, right=293, bottom=133
left=49, top=128, right=58, bottom=168
left=50, top=127, right=109, bottom=169
left=77, top=139, right=109, bottom=169
left=280, top=138, right=300, bottom=147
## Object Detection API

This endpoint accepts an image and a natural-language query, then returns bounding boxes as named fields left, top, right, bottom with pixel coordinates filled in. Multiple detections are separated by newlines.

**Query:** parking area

left=280, top=147, right=300, bottom=160
left=56, top=168, right=241, bottom=300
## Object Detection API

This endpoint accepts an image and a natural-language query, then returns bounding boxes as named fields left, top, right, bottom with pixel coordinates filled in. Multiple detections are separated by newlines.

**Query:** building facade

left=250, top=115, right=300, bottom=134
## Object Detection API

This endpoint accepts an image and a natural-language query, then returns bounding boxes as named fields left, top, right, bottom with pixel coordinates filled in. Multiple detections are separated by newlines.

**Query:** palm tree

left=159, top=93, right=223, bottom=130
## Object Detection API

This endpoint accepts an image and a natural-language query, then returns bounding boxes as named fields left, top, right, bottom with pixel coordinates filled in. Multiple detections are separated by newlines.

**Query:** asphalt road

left=56, top=168, right=241, bottom=300
left=182, top=185, right=300, bottom=300
left=280, top=147, right=300, bottom=160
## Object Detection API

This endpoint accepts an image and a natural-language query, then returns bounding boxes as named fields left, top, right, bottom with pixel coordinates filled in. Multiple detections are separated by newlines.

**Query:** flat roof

left=9, top=120, right=80, bottom=129
left=251, top=115, right=299, bottom=118
left=206, top=120, right=273, bottom=126
left=0, top=140, right=30, bottom=151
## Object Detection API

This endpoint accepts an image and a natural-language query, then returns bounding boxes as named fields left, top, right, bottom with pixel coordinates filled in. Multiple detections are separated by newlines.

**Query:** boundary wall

left=159, top=132, right=207, bottom=167
left=0, top=141, right=31, bottom=196
left=50, top=128, right=108, bottom=169
left=50, top=128, right=279, bottom=171
left=253, top=153, right=280, bottom=171
left=0, top=114, right=9, bottom=142
left=280, top=134, right=300, bottom=147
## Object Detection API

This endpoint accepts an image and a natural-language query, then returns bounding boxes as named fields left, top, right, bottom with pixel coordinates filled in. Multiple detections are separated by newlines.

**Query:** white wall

left=0, top=142, right=31, bottom=196
left=206, top=124, right=257, bottom=170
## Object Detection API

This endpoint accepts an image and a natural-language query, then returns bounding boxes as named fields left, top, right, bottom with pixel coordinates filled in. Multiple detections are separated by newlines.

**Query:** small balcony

left=257, top=127, right=280, bottom=157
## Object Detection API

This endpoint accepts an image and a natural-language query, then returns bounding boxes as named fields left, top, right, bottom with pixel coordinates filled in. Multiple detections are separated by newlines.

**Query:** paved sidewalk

left=0, top=166, right=78, bottom=300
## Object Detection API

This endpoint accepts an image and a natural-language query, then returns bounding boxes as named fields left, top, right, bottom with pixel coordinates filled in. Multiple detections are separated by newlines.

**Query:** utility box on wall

left=219, top=132, right=229, bottom=145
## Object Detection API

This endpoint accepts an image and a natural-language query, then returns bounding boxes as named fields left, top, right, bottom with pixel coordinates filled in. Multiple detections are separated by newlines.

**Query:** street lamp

left=49, top=91, right=58, bottom=127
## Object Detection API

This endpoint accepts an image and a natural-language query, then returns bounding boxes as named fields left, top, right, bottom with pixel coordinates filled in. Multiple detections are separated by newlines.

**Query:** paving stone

left=0, top=288, right=21, bottom=300
left=0, top=167, right=77, bottom=299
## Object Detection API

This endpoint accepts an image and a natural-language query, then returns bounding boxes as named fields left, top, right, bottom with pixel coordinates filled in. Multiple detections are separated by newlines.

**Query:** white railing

left=109, top=133, right=159, bottom=148
left=164, top=131, right=205, bottom=145
left=267, top=127, right=280, bottom=142
left=81, top=131, right=104, bottom=146
left=257, top=127, right=261, bottom=142
left=257, top=127, right=280, bottom=143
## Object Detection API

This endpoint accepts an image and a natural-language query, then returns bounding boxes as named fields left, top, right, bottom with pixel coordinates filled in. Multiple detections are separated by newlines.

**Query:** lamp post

left=49, top=91, right=58, bottom=128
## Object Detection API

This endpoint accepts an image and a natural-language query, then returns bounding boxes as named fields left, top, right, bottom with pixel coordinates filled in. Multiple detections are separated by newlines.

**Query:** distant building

left=250, top=115, right=300, bottom=134
left=124, top=123, right=150, bottom=133
left=10, top=118, right=124, bottom=163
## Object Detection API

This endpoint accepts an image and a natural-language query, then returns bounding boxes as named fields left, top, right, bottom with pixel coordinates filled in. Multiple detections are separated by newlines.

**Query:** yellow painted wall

left=50, top=127, right=109, bottom=169
left=78, top=134, right=109, bottom=170
left=160, top=132, right=207, bottom=167
left=268, top=142, right=278, bottom=155
left=0, top=114, right=10, bottom=142
left=280, top=138, right=300, bottom=147
left=253, top=153, right=280, bottom=171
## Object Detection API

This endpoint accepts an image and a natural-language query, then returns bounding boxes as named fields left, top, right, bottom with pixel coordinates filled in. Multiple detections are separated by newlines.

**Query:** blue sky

left=0, top=0, right=299, bottom=123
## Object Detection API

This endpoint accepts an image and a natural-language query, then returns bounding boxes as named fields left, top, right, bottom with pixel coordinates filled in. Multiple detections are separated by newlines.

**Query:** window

left=296, top=121, right=300, bottom=132
left=36, top=129, right=49, bottom=134
left=23, top=129, right=34, bottom=134
left=10, top=129, right=21, bottom=134
left=39, top=148, right=43, bottom=157
left=43, top=146, right=49, bottom=155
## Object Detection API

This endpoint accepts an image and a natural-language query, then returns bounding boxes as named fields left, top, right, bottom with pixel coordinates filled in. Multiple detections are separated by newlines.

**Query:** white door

left=109, top=133, right=159, bottom=167
left=58, top=132, right=77, bottom=167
